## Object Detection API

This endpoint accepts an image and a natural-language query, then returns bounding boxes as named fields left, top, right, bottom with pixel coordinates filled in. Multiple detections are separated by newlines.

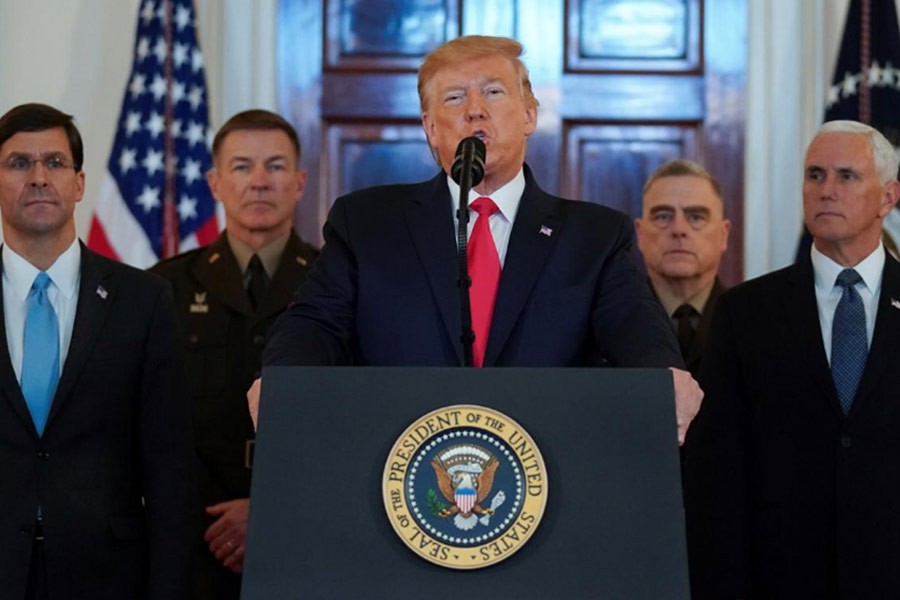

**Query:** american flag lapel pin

left=96, top=285, right=108, bottom=300
left=539, top=225, right=553, bottom=237
left=891, top=298, right=900, bottom=310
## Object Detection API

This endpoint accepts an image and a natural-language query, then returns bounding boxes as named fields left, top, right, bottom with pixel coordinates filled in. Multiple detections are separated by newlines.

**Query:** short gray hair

left=816, top=120, right=899, bottom=184
left=641, top=158, right=722, bottom=200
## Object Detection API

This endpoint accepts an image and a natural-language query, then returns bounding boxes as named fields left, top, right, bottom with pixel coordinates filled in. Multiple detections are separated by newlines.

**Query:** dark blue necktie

left=21, top=272, right=60, bottom=436
left=831, top=268, right=867, bottom=414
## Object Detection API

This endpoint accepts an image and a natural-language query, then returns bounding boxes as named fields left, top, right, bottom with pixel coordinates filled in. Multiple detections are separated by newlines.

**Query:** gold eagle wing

left=476, top=457, right=499, bottom=504
left=431, top=459, right=455, bottom=503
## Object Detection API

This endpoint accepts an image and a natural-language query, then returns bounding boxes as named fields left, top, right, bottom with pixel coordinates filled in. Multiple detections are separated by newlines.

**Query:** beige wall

left=0, top=0, right=277, bottom=242
left=0, top=0, right=144, bottom=238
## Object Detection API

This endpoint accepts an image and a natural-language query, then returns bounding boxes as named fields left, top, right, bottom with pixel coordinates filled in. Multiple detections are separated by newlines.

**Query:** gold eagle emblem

left=431, top=444, right=506, bottom=530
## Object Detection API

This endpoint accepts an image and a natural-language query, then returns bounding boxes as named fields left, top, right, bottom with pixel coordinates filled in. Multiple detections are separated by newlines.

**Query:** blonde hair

left=417, top=35, right=539, bottom=113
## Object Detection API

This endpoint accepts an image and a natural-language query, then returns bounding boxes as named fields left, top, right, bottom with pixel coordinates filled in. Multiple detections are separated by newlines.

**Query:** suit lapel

left=257, top=233, right=311, bottom=320
left=788, top=258, right=845, bottom=419
left=406, top=173, right=464, bottom=365
left=48, top=244, right=116, bottom=425
left=192, top=234, right=254, bottom=317
left=484, top=172, right=559, bottom=366
left=686, top=277, right=724, bottom=370
left=849, top=253, right=900, bottom=417
left=0, top=260, right=38, bottom=435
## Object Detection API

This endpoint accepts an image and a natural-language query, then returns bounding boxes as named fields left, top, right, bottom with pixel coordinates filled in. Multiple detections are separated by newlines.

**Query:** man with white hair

left=684, top=120, right=900, bottom=598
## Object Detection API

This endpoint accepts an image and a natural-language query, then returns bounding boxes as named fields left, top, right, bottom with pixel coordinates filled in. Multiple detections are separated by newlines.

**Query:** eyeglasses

left=0, top=155, right=75, bottom=173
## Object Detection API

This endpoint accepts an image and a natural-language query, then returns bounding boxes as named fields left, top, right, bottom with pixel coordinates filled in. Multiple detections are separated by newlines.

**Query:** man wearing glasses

left=0, top=103, right=193, bottom=600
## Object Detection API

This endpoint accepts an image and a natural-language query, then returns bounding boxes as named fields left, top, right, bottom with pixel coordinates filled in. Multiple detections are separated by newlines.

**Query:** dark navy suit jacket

left=0, top=244, right=193, bottom=600
left=265, top=167, right=681, bottom=369
left=684, top=251, right=900, bottom=599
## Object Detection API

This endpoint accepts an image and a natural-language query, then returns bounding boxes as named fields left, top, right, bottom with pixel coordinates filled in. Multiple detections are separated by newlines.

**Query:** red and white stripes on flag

left=455, top=489, right=477, bottom=514
left=87, top=0, right=220, bottom=268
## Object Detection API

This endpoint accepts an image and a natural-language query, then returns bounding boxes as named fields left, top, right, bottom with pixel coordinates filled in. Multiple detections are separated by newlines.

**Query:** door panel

left=564, top=124, right=699, bottom=217
left=279, top=0, right=745, bottom=283
left=325, top=124, right=437, bottom=194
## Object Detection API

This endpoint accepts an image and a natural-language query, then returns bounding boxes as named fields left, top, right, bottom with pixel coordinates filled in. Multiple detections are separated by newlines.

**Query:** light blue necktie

left=831, top=268, right=867, bottom=414
left=21, top=272, right=60, bottom=436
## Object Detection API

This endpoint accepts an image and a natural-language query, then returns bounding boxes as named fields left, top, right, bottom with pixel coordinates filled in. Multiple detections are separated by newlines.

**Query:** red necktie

left=467, top=197, right=501, bottom=367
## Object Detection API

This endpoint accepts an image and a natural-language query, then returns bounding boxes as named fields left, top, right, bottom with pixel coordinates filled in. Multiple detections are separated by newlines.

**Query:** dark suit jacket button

left=20, top=525, right=33, bottom=536
left=252, top=334, right=265, bottom=346
left=37, top=451, right=50, bottom=460
left=840, top=436, right=852, bottom=448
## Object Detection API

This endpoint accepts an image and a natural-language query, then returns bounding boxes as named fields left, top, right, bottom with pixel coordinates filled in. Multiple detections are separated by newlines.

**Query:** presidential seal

left=382, top=405, right=547, bottom=569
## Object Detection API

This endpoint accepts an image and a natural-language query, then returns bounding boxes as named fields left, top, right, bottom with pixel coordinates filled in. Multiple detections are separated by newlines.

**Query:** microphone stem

left=457, top=145, right=476, bottom=367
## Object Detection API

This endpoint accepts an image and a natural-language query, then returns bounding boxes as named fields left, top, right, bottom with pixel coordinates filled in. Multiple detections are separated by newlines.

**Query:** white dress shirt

left=448, top=167, right=526, bottom=268
left=811, top=243, right=883, bottom=365
left=2, top=240, right=81, bottom=383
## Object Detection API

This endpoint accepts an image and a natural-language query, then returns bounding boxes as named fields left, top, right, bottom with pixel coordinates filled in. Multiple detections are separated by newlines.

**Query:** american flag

left=87, top=0, right=220, bottom=267
left=823, top=0, right=900, bottom=144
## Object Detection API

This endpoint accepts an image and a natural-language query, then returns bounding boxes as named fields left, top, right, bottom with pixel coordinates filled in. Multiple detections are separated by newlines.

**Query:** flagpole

left=86, top=0, right=220, bottom=268
left=162, top=0, right=180, bottom=258
left=859, top=0, right=871, bottom=123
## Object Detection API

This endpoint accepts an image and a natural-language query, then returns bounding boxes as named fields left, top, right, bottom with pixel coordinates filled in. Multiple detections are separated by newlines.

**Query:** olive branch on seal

left=426, top=488, right=448, bottom=516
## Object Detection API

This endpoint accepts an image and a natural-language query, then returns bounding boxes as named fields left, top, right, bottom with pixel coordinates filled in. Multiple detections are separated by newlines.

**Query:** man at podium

left=259, top=35, right=702, bottom=443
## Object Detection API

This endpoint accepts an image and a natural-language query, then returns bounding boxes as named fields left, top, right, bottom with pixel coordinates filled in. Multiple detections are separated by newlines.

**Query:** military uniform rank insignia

left=190, top=291, right=209, bottom=313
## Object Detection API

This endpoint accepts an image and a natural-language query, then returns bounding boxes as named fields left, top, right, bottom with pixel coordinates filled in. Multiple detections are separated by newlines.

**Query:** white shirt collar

left=2, top=240, right=81, bottom=300
left=447, top=167, right=525, bottom=224
left=811, top=242, right=885, bottom=294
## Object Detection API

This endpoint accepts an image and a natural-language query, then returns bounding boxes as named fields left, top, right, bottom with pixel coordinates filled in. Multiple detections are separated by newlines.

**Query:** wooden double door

left=279, top=0, right=746, bottom=283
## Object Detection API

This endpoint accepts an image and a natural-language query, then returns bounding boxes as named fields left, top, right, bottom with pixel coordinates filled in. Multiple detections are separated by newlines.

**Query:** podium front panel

left=242, top=367, right=689, bottom=600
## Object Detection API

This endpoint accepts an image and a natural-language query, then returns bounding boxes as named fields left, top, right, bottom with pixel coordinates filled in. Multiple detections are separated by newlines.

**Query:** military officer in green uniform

left=150, top=109, right=318, bottom=600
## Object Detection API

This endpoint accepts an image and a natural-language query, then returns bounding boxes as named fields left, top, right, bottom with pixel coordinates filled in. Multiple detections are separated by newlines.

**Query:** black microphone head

left=450, top=136, right=486, bottom=187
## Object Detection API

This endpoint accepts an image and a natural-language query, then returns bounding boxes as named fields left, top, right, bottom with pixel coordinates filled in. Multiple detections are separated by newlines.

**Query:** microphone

left=450, top=136, right=486, bottom=367
left=450, top=136, right=486, bottom=188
